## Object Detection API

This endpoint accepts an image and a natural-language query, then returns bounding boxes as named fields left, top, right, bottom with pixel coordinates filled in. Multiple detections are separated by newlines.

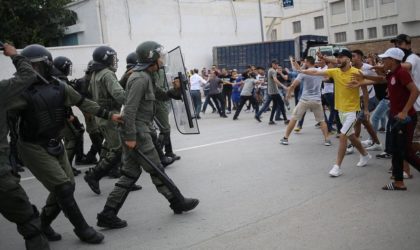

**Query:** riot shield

left=164, top=46, right=200, bottom=134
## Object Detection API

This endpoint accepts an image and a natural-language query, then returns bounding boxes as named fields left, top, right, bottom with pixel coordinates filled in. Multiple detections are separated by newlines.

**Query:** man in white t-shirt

left=392, top=34, right=420, bottom=167
left=189, top=68, right=207, bottom=119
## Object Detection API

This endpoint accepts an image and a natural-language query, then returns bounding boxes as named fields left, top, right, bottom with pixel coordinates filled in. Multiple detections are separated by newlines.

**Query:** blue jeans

left=371, top=99, right=389, bottom=132
left=190, top=90, right=202, bottom=117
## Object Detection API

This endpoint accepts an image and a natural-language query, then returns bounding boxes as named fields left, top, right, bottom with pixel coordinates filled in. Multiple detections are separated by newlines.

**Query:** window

left=314, top=16, right=324, bottom=29
left=292, top=21, right=301, bottom=33
left=365, top=0, right=374, bottom=8
left=368, top=27, right=377, bottom=38
left=271, top=29, right=278, bottom=41
left=355, top=29, right=364, bottom=40
left=62, top=33, right=79, bottom=46
left=352, top=0, right=360, bottom=10
left=335, top=32, right=347, bottom=43
left=381, top=0, right=394, bottom=4
left=383, top=24, right=398, bottom=37
left=331, top=0, right=345, bottom=15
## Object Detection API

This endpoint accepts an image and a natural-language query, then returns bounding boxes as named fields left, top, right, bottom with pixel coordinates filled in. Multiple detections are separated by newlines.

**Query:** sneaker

left=324, top=140, right=332, bottom=146
left=269, top=121, right=276, bottom=125
left=376, top=152, right=392, bottom=159
left=226, top=110, right=231, bottom=114
left=274, top=117, right=284, bottom=121
left=280, top=137, right=289, bottom=145
left=254, top=116, right=262, bottom=122
left=294, top=126, right=302, bottom=132
left=315, top=122, right=321, bottom=128
left=356, top=153, right=372, bottom=167
left=361, top=139, right=373, bottom=148
left=284, top=120, right=290, bottom=125
left=378, top=127, right=386, bottom=133
left=366, top=143, right=383, bottom=151
left=346, top=145, right=354, bottom=155
left=329, top=165, right=343, bottom=177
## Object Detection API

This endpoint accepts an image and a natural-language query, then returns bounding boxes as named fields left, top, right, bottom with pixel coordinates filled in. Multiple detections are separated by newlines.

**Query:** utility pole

left=258, top=0, right=264, bottom=42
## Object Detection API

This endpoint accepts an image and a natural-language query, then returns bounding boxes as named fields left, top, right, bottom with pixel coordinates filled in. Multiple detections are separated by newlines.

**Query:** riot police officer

left=8, top=44, right=122, bottom=244
left=53, top=56, right=85, bottom=175
left=119, top=52, right=138, bottom=89
left=0, top=43, right=50, bottom=250
left=96, top=41, right=199, bottom=229
left=84, top=47, right=142, bottom=194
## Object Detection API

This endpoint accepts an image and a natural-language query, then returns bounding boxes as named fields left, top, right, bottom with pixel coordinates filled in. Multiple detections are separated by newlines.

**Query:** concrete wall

left=67, top=0, right=282, bottom=75
left=0, top=45, right=103, bottom=80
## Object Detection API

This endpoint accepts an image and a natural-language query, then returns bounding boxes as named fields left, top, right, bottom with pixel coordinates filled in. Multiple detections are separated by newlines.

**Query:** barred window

left=335, top=32, right=347, bottom=43
left=355, top=29, right=364, bottom=40
left=368, top=27, right=377, bottom=39
left=331, top=0, right=345, bottom=15
left=314, top=16, right=324, bottom=29
left=293, top=21, right=301, bottom=33
left=383, top=24, right=398, bottom=37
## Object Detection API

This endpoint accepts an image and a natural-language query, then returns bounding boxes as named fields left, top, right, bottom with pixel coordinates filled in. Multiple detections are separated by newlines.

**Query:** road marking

left=21, top=130, right=281, bottom=182
left=175, top=131, right=281, bottom=152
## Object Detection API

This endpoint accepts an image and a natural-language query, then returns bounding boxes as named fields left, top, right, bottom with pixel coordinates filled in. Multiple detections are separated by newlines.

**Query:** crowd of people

left=1, top=32, right=419, bottom=250
left=188, top=33, right=420, bottom=191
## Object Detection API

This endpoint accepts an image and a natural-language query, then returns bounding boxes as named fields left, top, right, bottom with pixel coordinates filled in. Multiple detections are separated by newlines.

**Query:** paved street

left=1, top=109, right=420, bottom=250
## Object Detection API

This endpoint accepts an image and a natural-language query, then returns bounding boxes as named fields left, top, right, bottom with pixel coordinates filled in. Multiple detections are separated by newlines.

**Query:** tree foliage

left=0, top=0, right=77, bottom=48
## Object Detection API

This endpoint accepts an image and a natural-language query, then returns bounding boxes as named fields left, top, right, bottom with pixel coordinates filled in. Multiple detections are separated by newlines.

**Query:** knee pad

left=54, top=182, right=75, bottom=199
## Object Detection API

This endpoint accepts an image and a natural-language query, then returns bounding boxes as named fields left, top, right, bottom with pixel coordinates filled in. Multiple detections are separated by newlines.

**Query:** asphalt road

left=1, top=108, right=419, bottom=250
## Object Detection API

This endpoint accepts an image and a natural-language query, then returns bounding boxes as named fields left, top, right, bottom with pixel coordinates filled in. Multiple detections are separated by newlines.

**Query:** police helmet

left=92, top=46, right=118, bottom=70
left=21, top=44, right=53, bottom=65
left=53, top=56, right=73, bottom=76
left=135, top=41, right=166, bottom=70
left=126, top=52, right=138, bottom=70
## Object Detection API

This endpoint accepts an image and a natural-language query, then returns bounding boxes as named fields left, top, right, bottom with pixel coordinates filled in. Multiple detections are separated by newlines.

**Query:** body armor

left=19, top=81, right=66, bottom=143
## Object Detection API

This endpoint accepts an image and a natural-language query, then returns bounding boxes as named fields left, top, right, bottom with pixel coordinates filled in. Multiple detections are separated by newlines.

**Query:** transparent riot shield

left=164, top=46, right=200, bottom=134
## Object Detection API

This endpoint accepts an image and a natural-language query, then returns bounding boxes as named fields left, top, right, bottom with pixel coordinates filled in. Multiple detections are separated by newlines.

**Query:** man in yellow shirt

left=299, top=50, right=371, bottom=177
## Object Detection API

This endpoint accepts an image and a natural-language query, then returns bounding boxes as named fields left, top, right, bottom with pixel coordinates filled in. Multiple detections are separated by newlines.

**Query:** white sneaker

left=361, top=139, right=373, bottom=148
left=356, top=153, right=372, bottom=167
left=346, top=145, right=354, bottom=155
left=329, top=164, right=343, bottom=177
left=366, top=143, right=383, bottom=151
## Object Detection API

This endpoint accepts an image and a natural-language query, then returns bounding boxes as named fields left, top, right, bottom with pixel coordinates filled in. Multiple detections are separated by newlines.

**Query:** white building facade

left=61, top=0, right=283, bottom=76
left=267, top=0, right=420, bottom=44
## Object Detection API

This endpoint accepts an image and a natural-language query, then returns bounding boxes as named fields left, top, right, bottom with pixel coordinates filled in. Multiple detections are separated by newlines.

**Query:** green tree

left=0, top=0, right=77, bottom=48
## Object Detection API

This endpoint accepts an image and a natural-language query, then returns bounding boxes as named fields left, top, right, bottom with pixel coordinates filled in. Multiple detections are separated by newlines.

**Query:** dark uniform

left=8, top=44, right=112, bottom=244
left=96, top=41, right=199, bottom=229
left=0, top=49, right=50, bottom=250
left=84, top=46, right=126, bottom=194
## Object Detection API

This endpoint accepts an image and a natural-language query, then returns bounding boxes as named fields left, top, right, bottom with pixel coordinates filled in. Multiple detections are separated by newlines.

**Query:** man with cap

left=299, top=49, right=371, bottom=177
left=349, top=47, right=419, bottom=190
left=391, top=34, right=420, bottom=168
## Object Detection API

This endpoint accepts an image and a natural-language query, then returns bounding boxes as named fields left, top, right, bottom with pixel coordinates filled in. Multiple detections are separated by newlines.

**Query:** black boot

left=97, top=206, right=127, bottom=229
left=164, top=137, right=181, bottom=161
left=40, top=204, right=62, bottom=241
left=169, top=197, right=199, bottom=214
left=72, top=166, right=81, bottom=176
left=161, top=156, right=175, bottom=168
left=18, top=205, right=50, bottom=250
left=80, top=151, right=98, bottom=164
left=83, top=168, right=101, bottom=194
left=55, top=182, right=104, bottom=244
